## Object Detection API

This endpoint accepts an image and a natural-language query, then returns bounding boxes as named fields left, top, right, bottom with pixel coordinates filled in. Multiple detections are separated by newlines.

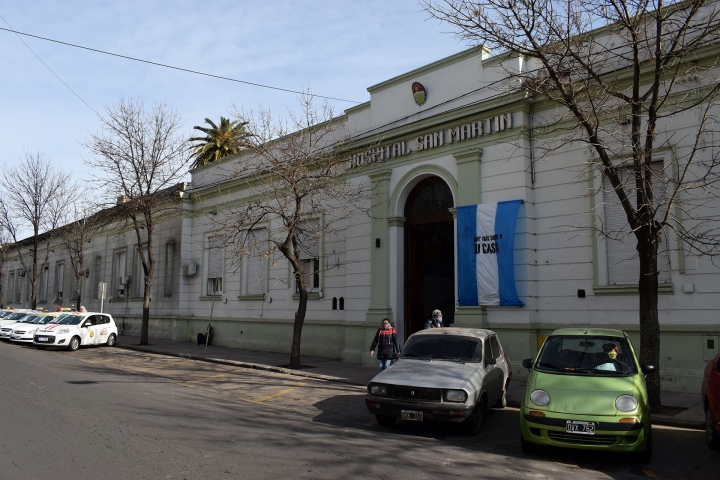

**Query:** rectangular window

left=295, top=222, right=320, bottom=293
left=7, top=272, right=15, bottom=304
left=114, top=251, right=127, bottom=298
left=206, top=236, right=223, bottom=296
left=603, top=163, right=671, bottom=284
left=164, top=242, right=175, bottom=298
left=55, top=263, right=65, bottom=302
left=245, top=230, right=267, bottom=295
left=133, top=247, right=146, bottom=298
left=39, top=265, right=49, bottom=302
left=93, top=255, right=102, bottom=298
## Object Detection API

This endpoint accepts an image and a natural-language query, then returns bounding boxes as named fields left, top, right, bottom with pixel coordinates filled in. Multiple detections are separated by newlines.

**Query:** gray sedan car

left=365, top=328, right=511, bottom=434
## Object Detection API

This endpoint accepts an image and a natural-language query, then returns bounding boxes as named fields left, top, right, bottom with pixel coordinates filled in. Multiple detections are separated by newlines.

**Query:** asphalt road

left=0, top=341, right=718, bottom=480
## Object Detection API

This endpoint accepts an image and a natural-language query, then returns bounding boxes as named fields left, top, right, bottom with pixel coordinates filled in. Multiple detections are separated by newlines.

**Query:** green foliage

left=189, top=117, right=248, bottom=169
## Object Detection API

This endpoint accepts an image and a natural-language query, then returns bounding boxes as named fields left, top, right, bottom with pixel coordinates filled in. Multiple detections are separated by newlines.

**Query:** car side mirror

left=522, top=358, right=534, bottom=370
left=485, top=357, right=496, bottom=366
left=641, top=364, right=655, bottom=375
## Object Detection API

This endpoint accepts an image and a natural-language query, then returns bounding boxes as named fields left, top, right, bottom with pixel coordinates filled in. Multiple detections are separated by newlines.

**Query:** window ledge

left=199, top=295, right=222, bottom=301
left=292, top=292, right=321, bottom=301
left=593, top=283, right=674, bottom=296
left=238, top=294, right=265, bottom=301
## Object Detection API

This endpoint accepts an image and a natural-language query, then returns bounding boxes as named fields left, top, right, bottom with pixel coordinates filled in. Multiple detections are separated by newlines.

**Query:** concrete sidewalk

left=117, top=334, right=705, bottom=430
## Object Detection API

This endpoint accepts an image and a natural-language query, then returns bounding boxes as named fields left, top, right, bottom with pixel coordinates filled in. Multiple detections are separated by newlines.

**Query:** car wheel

left=705, top=408, right=720, bottom=450
left=520, top=433, right=537, bottom=454
left=35, top=345, right=46, bottom=350
left=635, top=427, right=653, bottom=464
left=375, top=415, right=396, bottom=427
left=493, top=382, right=508, bottom=409
left=463, top=404, right=484, bottom=435
left=68, top=336, right=81, bottom=352
left=105, top=334, right=116, bottom=347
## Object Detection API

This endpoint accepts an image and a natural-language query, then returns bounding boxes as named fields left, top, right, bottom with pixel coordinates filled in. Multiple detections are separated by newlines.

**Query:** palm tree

left=189, top=117, right=248, bottom=169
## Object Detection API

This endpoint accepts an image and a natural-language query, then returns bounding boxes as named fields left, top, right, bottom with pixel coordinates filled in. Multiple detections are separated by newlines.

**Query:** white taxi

left=10, top=312, right=66, bottom=343
left=0, top=313, right=41, bottom=339
left=33, top=312, right=118, bottom=351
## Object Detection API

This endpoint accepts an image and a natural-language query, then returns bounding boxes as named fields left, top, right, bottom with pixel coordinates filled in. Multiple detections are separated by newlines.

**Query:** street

left=0, top=341, right=718, bottom=479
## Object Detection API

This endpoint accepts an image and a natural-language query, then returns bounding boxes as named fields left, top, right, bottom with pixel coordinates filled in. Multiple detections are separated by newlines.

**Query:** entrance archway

left=404, top=177, right=455, bottom=335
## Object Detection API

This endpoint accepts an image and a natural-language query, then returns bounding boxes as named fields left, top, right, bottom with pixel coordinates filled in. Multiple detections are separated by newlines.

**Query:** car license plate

left=401, top=410, right=423, bottom=421
left=566, top=420, right=595, bottom=435
left=37, top=337, right=48, bottom=342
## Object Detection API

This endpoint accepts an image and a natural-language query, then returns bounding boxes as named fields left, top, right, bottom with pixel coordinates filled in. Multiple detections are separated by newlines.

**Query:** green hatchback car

left=520, top=328, right=655, bottom=463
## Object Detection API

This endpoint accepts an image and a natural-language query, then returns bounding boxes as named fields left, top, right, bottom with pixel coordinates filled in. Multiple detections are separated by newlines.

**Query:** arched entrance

left=404, top=177, right=455, bottom=335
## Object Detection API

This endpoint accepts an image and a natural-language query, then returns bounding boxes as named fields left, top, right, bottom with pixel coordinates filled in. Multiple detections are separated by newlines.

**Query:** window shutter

left=246, top=230, right=267, bottom=295
left=207, top=237, right=224, bottom=279
left=603, top=163, right=671, bottom=284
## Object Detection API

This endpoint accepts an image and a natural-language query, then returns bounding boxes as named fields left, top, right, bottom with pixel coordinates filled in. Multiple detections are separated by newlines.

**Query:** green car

left=519, top=328, right=655, bottom=463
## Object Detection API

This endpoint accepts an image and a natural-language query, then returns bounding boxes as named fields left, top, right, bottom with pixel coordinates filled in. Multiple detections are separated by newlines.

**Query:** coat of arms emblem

left=412, top=82, right=427, bottom=105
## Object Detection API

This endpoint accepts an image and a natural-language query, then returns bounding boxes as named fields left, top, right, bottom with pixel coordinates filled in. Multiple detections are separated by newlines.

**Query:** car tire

left=105, top=334, right=116, bottom=347
left=493, top=382, right=508, bottom=409
left=635, top=427, right=653, bottom=464
left=463, top=404, right=484, bottom=435
left=68, top=336, right=81, bottom=352
left=520, top=433, right=537, bottom=454
left=35, top=346, right=46, bottom=350
left=705, top=407, right=720, bottom=451
left=375, top=415, right=396, bottom=427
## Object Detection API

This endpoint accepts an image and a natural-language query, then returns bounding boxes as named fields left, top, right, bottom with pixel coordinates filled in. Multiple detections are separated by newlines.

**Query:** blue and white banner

left=457, top=200, right=524, bottom=307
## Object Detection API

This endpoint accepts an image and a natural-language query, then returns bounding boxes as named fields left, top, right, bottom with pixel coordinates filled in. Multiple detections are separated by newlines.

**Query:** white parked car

left=365, top=328, right=512, bottom=435
left=33, top=312, right=118, bottom=351
left=10, top=313, right=66, bottom=343
left=0, top=311, right=36, bottom=327
left=0, top=313, right=41, bottom=339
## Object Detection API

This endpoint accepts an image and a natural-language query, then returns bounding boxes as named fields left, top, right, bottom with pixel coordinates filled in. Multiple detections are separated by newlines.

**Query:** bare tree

left=0, top=153, right=72, bottom=309
left=215, top=95, right=375, bottom=369
left=57, top=194, right=110, bottom=313
left=84, top=98, right=190, bottom=345
left=422, top=0, right=720, bottom=411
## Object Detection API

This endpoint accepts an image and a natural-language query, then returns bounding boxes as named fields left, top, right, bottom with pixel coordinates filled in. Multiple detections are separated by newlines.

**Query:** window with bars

left=602, top=163, right=671, bottom=284
left=39, top=265, right=49, bottom=302
left=206, top=236, right=224, bottom=296
left=7, top=272, right=15, bottom=304
left=113, top=251, right=127, bottom=298
left=245, top=230, right=267, bottom=296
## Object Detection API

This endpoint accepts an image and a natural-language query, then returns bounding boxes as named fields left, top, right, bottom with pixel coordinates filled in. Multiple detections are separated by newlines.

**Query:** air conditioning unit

left=182, top=264, right=199, bottom=277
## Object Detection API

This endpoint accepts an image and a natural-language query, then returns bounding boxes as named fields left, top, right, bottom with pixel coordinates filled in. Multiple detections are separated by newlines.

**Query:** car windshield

left=35, top=316, right=56, bottom=324
left=402, top=335, right=482, bottom=363
left=5, top=312, right=28, bottom=320
left=18, top=315, right=38, bottom=323
left=536, top=335, right=638, bottom=375
left=48, top=314, right=67, bottom=324
left=56, top=315, right=84, bottom=325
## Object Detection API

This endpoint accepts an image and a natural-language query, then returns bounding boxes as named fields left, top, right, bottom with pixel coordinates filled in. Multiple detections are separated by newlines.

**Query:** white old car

left=10, top=312, right=66, bottom=343
left=33, top=312, right=118, bottom=351
left=365, top=328, right=511, bottom=435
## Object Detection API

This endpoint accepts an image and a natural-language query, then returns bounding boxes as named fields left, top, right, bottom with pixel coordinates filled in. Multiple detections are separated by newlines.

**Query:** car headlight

left=58, top=329, right=70, bottom=334
left=445, top=390, right=467, bottom=403
left=615, top=395, right=638, bottom=412
left=530, top=389, right=551, bottom=406
left=369, top=384, right=387, bottom=396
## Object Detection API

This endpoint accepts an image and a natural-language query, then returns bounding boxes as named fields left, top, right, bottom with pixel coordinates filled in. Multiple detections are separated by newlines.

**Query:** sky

left=0, top=0, right=468, bottom=181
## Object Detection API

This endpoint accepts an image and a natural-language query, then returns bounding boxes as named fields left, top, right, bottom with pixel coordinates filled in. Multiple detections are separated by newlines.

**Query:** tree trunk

left=290, top=286, right=308, bottom=369
left=637, top=234, right=661, bottom=413
left=141, top=275, right=151, bottom=345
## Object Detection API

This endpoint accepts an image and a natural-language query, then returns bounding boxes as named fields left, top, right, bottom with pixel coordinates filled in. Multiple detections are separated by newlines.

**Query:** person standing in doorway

left=370, top=318, right=400, bottom=370
left=424, top=309, right=444, bottom=329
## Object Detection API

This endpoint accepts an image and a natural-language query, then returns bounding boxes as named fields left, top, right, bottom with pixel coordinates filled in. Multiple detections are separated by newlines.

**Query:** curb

left=117, top=343, right=367, bottom=386
left=649, top=414, right=704, bottom=430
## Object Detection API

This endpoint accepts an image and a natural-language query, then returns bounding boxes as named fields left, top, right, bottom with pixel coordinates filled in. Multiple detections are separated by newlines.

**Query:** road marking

left=256, top=382, right=308, bottom=402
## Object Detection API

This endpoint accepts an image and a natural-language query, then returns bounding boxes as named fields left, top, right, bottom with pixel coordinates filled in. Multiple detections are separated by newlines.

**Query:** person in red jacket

left=370, top=318, right=400, bottom=370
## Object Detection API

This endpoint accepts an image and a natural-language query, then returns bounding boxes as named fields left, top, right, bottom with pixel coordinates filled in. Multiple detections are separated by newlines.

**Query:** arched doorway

left=404, top=177, right=455, bottom=335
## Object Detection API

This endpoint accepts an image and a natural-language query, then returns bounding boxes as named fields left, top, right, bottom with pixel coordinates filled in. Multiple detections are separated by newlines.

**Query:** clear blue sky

left=0, top=0, right=467, bottom=180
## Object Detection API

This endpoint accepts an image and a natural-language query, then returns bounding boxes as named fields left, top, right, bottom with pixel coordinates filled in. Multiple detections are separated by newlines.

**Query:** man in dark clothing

left=370, top=318, right=400, bottom=370
left=424, top=309, right=444, bottom=329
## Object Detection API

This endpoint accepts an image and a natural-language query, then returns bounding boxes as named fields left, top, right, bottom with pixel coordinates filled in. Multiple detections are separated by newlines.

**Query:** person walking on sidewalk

left=370, top=318, right=400, bottom=370
left=424, top=309, right=444, bottom=329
